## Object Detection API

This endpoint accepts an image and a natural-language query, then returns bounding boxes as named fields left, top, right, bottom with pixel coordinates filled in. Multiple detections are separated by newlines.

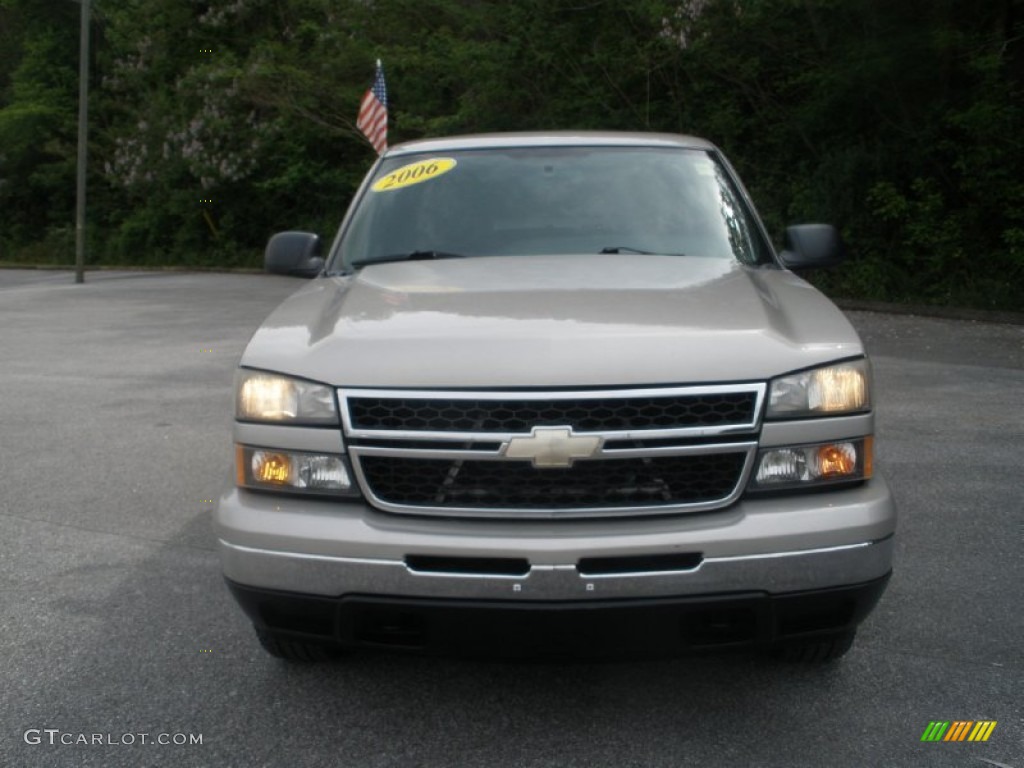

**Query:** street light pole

left=74, top=0, right=90, bottom=284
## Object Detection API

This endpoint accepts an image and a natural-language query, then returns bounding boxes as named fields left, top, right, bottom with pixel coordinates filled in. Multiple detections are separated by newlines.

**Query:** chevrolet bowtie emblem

left=502, top=426, right=602, bottom=468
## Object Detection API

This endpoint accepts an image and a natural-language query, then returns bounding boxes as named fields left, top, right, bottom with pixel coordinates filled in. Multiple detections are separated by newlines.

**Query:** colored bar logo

left=921, top=721, right=997, bottom=742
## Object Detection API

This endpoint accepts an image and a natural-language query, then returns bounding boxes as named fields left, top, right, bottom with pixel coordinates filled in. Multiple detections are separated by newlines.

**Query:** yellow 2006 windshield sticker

left=372, top=157, right=457, bottom=192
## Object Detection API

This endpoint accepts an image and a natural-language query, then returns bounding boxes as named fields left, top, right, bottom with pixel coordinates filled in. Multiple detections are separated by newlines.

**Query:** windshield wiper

left=599, top=246, right=685, bottom=256
left=599, top=245, right=656, bottom=254
left=349, top=250, right=469, bottom=269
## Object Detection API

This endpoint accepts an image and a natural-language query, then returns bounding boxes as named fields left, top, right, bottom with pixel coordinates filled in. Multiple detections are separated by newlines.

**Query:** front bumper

left=220, top=535, right=893, bottom=601
left=217, top=475, right=895, bottom=655
left=215, top=475, right=895, bottom=601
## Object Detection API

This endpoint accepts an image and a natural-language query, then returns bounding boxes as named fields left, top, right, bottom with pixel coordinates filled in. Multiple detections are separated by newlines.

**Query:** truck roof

left=385, top=131, right=717, bottom=156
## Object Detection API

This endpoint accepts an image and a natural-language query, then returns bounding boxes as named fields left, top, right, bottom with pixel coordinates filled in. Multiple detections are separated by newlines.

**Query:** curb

left=0, top=263, right=264, bottom=275
left=834, top=298, right=1024, bottom=326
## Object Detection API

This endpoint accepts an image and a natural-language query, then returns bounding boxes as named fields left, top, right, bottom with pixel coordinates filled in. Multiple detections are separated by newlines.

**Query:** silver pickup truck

left=215, top=132, right=896, bottom=662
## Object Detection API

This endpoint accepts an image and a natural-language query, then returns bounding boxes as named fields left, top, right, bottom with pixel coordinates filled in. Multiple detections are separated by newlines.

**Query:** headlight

left=235, top=370, right=337, bottom=425
left=236, top=445, right=358, bottom=495
left=747, top=437, right=872, bottom=492
left=767, top=359, right=870, bottom=419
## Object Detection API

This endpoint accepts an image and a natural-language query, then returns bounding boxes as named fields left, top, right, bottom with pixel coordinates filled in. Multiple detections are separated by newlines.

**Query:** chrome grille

left=340, top=385, right=765, bottom=519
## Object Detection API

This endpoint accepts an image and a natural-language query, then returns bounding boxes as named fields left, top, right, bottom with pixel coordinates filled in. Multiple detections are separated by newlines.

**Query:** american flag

left=357, top=60, right=388, bottom=155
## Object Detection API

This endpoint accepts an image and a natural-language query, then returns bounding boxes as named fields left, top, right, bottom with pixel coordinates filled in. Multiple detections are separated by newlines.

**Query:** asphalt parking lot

left=1, top=269, right=1021, bottom=768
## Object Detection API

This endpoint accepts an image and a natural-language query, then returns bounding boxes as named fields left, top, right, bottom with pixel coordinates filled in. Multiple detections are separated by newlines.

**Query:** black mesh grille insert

left=358, top=454, right=746, bottom=511
left=347, top=392, right=757, bottom=434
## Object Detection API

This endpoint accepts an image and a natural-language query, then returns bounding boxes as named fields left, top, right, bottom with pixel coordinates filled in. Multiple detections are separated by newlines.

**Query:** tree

left=0, top=0, right=1020, bottom=309
left=0, top=0, right=80, bottom=259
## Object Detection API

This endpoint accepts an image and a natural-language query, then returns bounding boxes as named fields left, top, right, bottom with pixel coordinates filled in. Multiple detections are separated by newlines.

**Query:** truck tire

left=774, top=630, right=856, bottom=662
left=254, top=625, right=339, bottom=662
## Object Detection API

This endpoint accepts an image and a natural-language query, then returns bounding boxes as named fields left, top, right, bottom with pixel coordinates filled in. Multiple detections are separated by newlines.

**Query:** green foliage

left=0, top=0, right=79, bottom=248
left=0, top=0, right=1021, bottom=309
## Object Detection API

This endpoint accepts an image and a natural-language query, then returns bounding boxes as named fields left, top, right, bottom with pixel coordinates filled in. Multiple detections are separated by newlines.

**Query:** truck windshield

left=337, top=146, right=770, bottom=270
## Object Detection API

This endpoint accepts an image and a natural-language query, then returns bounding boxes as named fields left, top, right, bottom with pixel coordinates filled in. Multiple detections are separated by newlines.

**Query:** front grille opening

left=348, top=391, right=757, bottom=433
left=353, top=439, right=504, bottom=451
left=405, top=554, right=531, bottom=577
left=603, top=434, right=753, bottom=450
left=359, top=453, right=746, bottom=511
left=577, top=552, right=703, bottom=576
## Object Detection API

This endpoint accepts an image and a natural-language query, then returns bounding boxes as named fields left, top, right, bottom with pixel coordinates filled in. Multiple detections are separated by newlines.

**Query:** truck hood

left=241, top=254, right=863, bottom=388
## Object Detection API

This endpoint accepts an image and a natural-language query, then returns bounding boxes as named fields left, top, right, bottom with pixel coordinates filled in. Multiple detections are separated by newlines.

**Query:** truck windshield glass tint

left=339, top=148, right=770, bottom=268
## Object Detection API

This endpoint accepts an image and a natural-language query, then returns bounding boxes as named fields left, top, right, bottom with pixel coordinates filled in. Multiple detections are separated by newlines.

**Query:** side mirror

left=265, top=231, right=325, bottom=278
left=778, top=224, right=845, bottom=270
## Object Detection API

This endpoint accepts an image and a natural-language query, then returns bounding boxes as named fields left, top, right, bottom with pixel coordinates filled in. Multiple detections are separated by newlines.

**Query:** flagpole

left=75, top=0, right=90, bottom=284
